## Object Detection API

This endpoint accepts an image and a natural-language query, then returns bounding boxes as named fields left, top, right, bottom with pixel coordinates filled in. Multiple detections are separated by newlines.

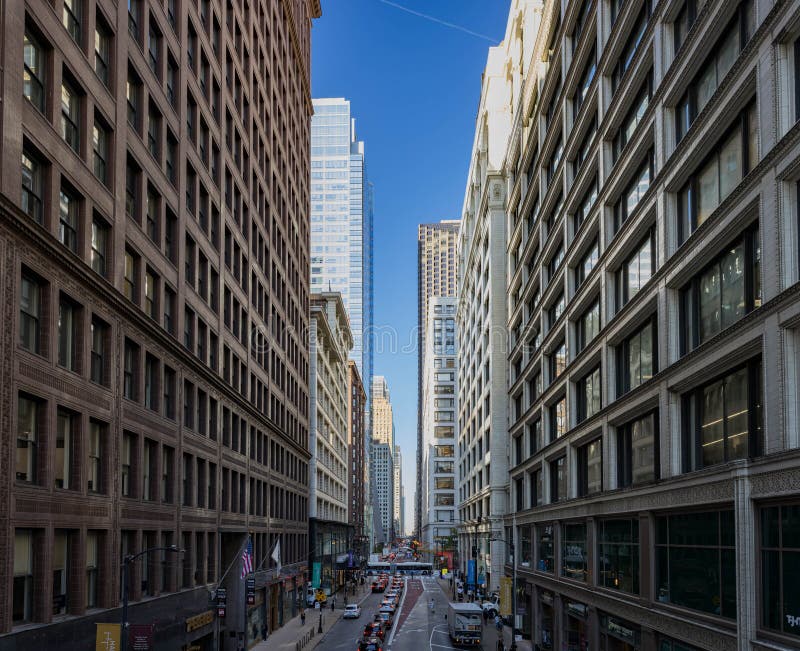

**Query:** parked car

left=480, top=593, right=499, bottom=618
left=344, top=604, right=362, bottom=619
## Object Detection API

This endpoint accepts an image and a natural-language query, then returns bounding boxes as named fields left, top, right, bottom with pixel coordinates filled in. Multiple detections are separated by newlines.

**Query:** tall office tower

left=393, top=445, right=403, bottom=537
left=0, top=0, right=320, bottom=647
left=347, top=361, right=367, bottom=551
left=371, top=442, right=395, bottom=543
left=499, top=0, right=800, bottom=648
left=371, top=375, right=394, bottom=446
left=455, top=9, right=515, bottom=602
left=415, top=220, right=459, bottom=537
left=310, top=98, right=374, bottom=394
left=309, top=293, right=353, bottom=594
left=420, top=297, right=458, bottom=568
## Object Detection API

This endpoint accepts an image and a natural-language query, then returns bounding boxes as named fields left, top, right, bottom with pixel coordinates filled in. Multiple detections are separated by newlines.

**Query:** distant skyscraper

left=371, top=442, right=395, bottom=542
left=393, top=445, right=403, bottom=537
left=310, top=98, right=374, bottom=396
left=416, top=221, right=459, bottom=537
left=371, top=376, right=394, bottom=447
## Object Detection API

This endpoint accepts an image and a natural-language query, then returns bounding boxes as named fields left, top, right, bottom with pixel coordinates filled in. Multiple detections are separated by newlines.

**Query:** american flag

left=241, top=538, right=253, bottom=578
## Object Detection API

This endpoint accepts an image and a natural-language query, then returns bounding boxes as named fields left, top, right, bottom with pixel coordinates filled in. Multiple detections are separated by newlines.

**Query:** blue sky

left=311, top=0, right=511, bottom=532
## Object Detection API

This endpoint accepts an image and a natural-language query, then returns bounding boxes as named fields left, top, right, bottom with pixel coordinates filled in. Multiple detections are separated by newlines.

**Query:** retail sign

left=186, top=611, right=214, bottom=632
left=95, top=623, right=121, bottom=651
left=500, top=577, right=512, bottom=617
left=787, top=615, right=800, bottom=629
left=246, top=577, right=256, bottom=605
left=312, top=562, right=322, bottom=588
left=606, top=617, right=636, bottom=643
left=566, top=601, right=588, bottom=618
left=467, top=559, right=476, bottom=586
left=129, top=624, right=154, bottom=651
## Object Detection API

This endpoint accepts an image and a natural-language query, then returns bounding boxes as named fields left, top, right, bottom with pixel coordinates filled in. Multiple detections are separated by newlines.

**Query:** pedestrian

left=261, top=624, right=267, bottom=641
left=331, top=597, right=335, bottom=611
left=496, top=639, right=504, bottom=651
left=495, top=614, right=503, bottom=631
left=483, top=609, right=489, bottom=624
left=300, top=609, right=306, bottom=626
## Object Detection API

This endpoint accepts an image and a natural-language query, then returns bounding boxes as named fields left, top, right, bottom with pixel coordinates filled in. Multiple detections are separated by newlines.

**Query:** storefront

left=600, top=613, right=641, bottom=651
left=538, top=589, right=555, bottom=650
left=564, top=600, right=589, bottom=651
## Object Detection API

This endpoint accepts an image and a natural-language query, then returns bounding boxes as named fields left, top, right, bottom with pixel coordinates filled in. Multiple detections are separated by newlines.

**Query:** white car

left=343, top=604, right=362, bottom=619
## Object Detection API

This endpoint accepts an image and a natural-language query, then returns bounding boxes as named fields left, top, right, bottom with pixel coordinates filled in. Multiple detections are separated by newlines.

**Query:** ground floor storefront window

left=658, top=636, right=703, bottom=651
left=761, top=503, right=800, bottom=641
left=564, top=600, right=589, bottom=651
left=539, top=590, right=554, bottom=650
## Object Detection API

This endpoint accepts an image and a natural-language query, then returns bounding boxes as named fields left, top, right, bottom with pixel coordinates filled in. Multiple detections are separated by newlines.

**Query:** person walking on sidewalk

left=300, top=609, right=306, bottom=626
left=331, top=596, right=335, bottom=611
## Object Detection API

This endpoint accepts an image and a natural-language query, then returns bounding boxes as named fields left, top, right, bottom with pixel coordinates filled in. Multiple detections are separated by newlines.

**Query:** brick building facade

left=0, top=0, right=320, bottom=648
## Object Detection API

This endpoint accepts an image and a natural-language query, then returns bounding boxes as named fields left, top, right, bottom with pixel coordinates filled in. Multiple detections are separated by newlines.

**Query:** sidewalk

left=433, top=577, right=532, bottom=651
left=251, top=584, right=372, bottom=651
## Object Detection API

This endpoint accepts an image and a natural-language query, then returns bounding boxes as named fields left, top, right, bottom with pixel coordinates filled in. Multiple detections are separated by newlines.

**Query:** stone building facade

left=0, top=0, right=320, bottom=648
left=500, top=0, right=800, bottom=649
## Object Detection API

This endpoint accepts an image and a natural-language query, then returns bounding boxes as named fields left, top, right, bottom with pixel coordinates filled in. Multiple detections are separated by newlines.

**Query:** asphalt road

left=319, top=577, right=502, bottom=651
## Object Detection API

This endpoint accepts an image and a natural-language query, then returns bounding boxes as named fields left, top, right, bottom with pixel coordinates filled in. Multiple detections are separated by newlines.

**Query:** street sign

left=246, top=577, right=255, bottom=605
left=217, top=587, right=227, bottom=618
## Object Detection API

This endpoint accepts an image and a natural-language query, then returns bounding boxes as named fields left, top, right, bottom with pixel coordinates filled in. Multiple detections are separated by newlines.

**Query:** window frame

left=616, top=228, right=655, bottom=309
left=617, top=410, right=659, bottom=487
left=616, top=315, right=657, bottom=396
left=23, top=30, right=46, bottom=113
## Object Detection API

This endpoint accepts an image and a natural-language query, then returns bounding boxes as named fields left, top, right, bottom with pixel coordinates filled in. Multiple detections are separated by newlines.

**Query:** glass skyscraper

left=310, top=98, right=374, bottom=393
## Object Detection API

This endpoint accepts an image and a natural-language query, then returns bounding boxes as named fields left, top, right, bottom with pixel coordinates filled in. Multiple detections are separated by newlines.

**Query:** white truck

left=447, top=602, right=483, bottom=646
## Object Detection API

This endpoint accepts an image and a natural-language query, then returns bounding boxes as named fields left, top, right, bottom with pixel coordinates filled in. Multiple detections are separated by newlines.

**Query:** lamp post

left=121, top=545, right=183, bottom=651
left=488, top=535, right=517, bottom=651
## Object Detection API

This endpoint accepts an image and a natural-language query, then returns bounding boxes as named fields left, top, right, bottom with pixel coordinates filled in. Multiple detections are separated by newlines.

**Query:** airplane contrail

left=377, top=0, right=499, bottom=43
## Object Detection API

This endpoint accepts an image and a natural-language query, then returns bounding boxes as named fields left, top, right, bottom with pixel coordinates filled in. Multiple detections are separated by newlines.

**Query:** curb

left=313, top=586, right=373, bottom=649
left=385, top=578, right=407, bottom=648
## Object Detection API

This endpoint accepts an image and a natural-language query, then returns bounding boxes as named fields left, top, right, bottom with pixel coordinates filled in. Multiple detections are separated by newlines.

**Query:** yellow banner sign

left=500, top=577, right=513, bottom=617
left=186, top=610, right=214, bottom=632
left=95, top=623, right=121, bottom=651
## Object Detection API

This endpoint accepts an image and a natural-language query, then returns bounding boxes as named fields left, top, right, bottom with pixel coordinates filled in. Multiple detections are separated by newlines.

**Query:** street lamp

left=121, top=545, right=183, bottom=651
left=488, top=535, right=517, bottom=651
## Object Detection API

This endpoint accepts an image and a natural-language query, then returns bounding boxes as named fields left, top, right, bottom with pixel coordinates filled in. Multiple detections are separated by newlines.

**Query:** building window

left=148, top=20, right=161, bottom=75
left=617, top=411, right=658, bottom=487
left=673, top=0, right=696, bottom=54
left=86, top=532, right=98, bottom=608
left=561, top=522, right=587, bottom=581
left=571, top=0, right=593, bottom=53
left=682, top=358, right=762, bottom=471
left=576, top=299, right=600, bottom=354
left=144, top=354, right=158, bottom=411
left=530, top=468, right=542, bottom=507
left=128, top=0, right=141, bottom=41
left=63, top=0, right=82, bottom=43
left=550, top=455, right=567, bottom=502
left=613, top=73, right=652, bottom=162
left=576, top=444, right=602, bottom=509
left=163, top=366, right=176, bottom=419
left=123, top=339, right=138, bottom=400
left=678, top=103, right=758, bottom=241
left=164, top=286, right=176, bottom=335
left=761, top=504, right=800, bottom=640
left=16, top=395, right=40, bottom=483
left=19, top=273, right=42, bottom=354
left=13, top=529, right=33, bottom=623
left=61, top=79, right=80, bottom=152
left=124, top=249, right=137, bottom=302
left=23, top=31, right=46, bottom=112
left=676, top=1, right=754, bottom=142
left=90, top=316, right=108, bottom=385
left=55, top=408, right=75, bottom=489
left=574, top=120, right=596, bottom=176
left=655, top=510, right=736, bottom=617
left=597, top=519, right=639, bottom=593
left=529, top=419, right=542, bottom=455
left=550, top=340, right=567, bottom=381
left=680, top=225, right=761, bottom=352
left=162, top=446, right=174, bottom=503
left=90, top=215, right=109, bottom=277
left=550, top=397, right=567, bottom=441
left=94, top=16, right=111, bottom=85
left=58, top=186, right=79, bottom=253
left=611, top=1, right=650, bottom=94
left=127, top=67, right=141, bottom=130
left=57, top=296, right=78, bottom=371
left=577, top=367, right=601, bottom=423
left=92, top=119, right=109, bottom=185
left=125, top=157, right=140, bottom=219
left=617, top=230, right=654, bottom=309
left=573, top=180, right=598, bottom=234
left=21, top=149, right=44, bottom=224
left=614, top=151, right=653, bottom=232
left=148, top=104, right=161, bottom=159
left=537, top=524, right=554, bottom=572
left=617, top=317, right=656, bottom=395
left=144, top=269, right=157, bottom=319
left=573, top=47, right=596, bottom=117
left=121, top=431, right=134, bottom=497
left=87, top=420, right=105, bottom=493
